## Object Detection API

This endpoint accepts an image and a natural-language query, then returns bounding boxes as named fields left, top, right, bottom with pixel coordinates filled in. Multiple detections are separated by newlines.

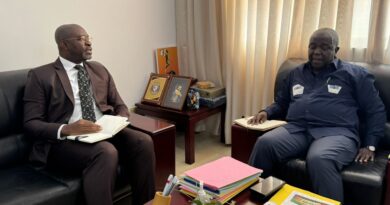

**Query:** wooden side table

left=134, top=103, right=226, bottom=164
left=129, top=113, right=176, bottom=190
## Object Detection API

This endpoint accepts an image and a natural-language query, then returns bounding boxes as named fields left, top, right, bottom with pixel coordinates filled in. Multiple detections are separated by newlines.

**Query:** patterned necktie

left=75, top=65, right=96, bottom=122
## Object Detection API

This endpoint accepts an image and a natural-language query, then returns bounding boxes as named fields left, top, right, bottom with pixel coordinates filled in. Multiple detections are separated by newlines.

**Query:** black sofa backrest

left=276, top=59, right=390, bottom=148
left=0, top=69, right=31, bottom=168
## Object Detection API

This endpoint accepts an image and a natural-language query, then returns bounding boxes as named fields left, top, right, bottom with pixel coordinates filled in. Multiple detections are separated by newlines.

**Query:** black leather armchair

left=231, top=59, right=390, bottom=205
left=0, top=69, right=131, bottom=204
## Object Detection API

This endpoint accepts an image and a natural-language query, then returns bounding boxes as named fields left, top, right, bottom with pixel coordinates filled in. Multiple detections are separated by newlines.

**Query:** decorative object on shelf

left=156, top=46, right=179, bottom=75
left=196, top=81, right=215, bottom=89
left=142, top=73, right=170, bottom=105
left=187, top=88, right=200, bottom=110
left=191, top=86, right=226, bottom=99
left=161, top=75, right=192, bottom=110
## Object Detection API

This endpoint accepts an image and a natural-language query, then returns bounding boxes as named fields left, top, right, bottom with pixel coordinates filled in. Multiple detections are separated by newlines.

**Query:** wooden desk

left=135, top=103, right=226, bottom=164
left=129, top=113, right=176, bottom=190
left=144, top=188, right=263, bottom=205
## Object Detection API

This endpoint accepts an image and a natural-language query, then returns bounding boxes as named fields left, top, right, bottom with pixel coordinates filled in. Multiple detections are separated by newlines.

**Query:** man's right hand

left=61, top=119, right=102, bottom=136
left=247, top=111, right=268, bottom=125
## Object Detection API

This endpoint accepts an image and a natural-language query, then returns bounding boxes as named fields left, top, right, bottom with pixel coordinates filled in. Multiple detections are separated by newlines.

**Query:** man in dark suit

left=23, top=24, right=155, bottom=205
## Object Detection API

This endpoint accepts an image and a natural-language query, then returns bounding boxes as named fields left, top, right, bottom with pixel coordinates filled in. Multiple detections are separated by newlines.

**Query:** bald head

left=54, top=24, right=92, bottom=64
left=55, top=24, right=86, bottom=44
left=311, top=28, right=339, bottom=48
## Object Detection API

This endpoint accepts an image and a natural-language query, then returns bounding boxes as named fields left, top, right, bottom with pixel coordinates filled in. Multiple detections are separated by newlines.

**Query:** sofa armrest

left=128, top=113, right=176, bottom=190
left=383, top=160, right=390, bottom=205
left=231, top=124, right=265, bottom=163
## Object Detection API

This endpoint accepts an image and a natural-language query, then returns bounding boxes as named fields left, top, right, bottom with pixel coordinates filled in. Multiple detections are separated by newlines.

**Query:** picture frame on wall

left=156, top=47, right=179, bottom=75
left=161, top=76, right=192, bottom=110
left=142, top=73, right=170, bottom=105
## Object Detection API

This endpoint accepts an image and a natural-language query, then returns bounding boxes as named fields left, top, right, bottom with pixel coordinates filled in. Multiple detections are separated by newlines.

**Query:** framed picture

left=156, top=47, right=179, bottom=75
left=161, top=76, right=192, bottom=110
left=142, top=73, right=170, bottom=105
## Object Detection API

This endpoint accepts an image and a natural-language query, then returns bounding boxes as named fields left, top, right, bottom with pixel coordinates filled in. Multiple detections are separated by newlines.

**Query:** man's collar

left=59, top=56, right=84, bottom=71
left=305, top=58, right=339, bottom=71
left=331, top=58, right=339, bottom=70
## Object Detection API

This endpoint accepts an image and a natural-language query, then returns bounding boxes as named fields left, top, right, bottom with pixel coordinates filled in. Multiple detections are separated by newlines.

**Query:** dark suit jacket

left=23, top=58, right=129, bottom=165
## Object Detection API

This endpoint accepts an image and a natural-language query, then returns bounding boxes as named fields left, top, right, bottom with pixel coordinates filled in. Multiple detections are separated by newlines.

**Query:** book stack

left=179, top=156, right=262, bottom=204
left=191, top=86, right=226, bottom=108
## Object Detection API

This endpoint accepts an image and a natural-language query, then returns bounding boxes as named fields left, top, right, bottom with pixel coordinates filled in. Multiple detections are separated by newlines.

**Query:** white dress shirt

left=57, top=57, right=103, bottom=139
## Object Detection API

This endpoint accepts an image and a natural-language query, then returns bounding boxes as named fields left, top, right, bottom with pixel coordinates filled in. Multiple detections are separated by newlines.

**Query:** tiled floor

left=175, top=131, right=231, bottom=176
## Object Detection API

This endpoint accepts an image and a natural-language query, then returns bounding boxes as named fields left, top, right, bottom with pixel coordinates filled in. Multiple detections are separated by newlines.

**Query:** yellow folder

left=266, top=184, right=341, bottom=205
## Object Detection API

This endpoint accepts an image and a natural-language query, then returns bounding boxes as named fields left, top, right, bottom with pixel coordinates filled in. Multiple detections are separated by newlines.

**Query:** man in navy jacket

left=248, top=28, right=386, bottom=202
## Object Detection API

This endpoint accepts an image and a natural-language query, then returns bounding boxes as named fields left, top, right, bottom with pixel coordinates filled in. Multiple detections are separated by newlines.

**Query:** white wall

left=0, top=0, right=176, bottom=107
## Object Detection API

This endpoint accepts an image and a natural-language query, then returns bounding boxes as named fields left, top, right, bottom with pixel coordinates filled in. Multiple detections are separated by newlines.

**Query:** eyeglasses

left=63, top=36, right=92, bottom=42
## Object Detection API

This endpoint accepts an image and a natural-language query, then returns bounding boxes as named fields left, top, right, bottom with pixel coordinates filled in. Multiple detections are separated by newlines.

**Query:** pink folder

left=184, top=156, right=262, bottom=190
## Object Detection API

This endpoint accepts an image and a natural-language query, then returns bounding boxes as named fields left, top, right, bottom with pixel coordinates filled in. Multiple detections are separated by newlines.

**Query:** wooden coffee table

left=145, top=188, right=264, bottom=205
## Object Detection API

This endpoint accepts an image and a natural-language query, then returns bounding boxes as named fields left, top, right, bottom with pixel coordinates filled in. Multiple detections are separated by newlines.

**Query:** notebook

left=67, top=115, right=130, bottom=143
left=234, top=117, right=287, bottom=131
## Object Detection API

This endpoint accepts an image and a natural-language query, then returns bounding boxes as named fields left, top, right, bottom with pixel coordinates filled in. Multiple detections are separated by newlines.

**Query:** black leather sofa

left=232, top=59, right=390, bottom=205
left=0, top=69, right=131, bottom=205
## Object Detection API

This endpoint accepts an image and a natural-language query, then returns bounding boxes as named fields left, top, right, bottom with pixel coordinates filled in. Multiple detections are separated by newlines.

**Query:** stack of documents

left=179, top=156, right=262, bottom=204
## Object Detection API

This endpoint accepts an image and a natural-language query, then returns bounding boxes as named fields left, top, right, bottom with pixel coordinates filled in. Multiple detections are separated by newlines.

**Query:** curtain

left=176, top=0, right=390, bottom=144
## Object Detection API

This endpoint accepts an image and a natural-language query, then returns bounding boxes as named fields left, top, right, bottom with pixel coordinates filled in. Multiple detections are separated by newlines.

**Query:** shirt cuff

left=57, top=124, right=66, bottom=140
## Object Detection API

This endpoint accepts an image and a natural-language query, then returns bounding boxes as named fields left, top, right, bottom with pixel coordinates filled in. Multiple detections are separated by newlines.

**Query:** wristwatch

left=367, top=146, right=376, bottom=152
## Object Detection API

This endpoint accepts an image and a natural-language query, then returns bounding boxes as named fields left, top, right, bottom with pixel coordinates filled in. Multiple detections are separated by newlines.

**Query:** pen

left=166, top=176, right=179, bottom=196
left=162, top=174, right=173, bottom=196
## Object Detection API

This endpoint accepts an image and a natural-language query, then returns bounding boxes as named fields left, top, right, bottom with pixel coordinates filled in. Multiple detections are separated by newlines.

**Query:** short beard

left=83, top=53, right=92, bottom=60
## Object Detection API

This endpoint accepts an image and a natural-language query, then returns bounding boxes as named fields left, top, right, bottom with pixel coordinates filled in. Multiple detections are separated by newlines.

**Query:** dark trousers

left=47, top=127, right=156, bottom=205
left=249, top=126, right=357, bottom=202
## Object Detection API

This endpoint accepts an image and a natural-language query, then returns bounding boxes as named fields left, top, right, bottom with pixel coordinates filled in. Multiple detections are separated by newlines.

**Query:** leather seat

left=0, top=165, right=81, bottom=205
left=0, top=69, right=131, bottom=204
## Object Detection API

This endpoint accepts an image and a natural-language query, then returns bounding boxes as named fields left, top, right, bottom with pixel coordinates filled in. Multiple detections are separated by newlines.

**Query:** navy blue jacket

left=265, top=59, right=386, bottom=147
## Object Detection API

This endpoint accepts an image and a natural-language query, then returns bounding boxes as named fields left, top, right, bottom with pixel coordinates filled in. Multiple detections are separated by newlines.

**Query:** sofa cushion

left=0, top=69, right=30, bottom=168
left=0, top=133, right=31, bottom=168
left=0, top=69, right=28, bottom=136
left=0, top=165, right=81, bottom=205
left=0, top=89, right=11, bottom=135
